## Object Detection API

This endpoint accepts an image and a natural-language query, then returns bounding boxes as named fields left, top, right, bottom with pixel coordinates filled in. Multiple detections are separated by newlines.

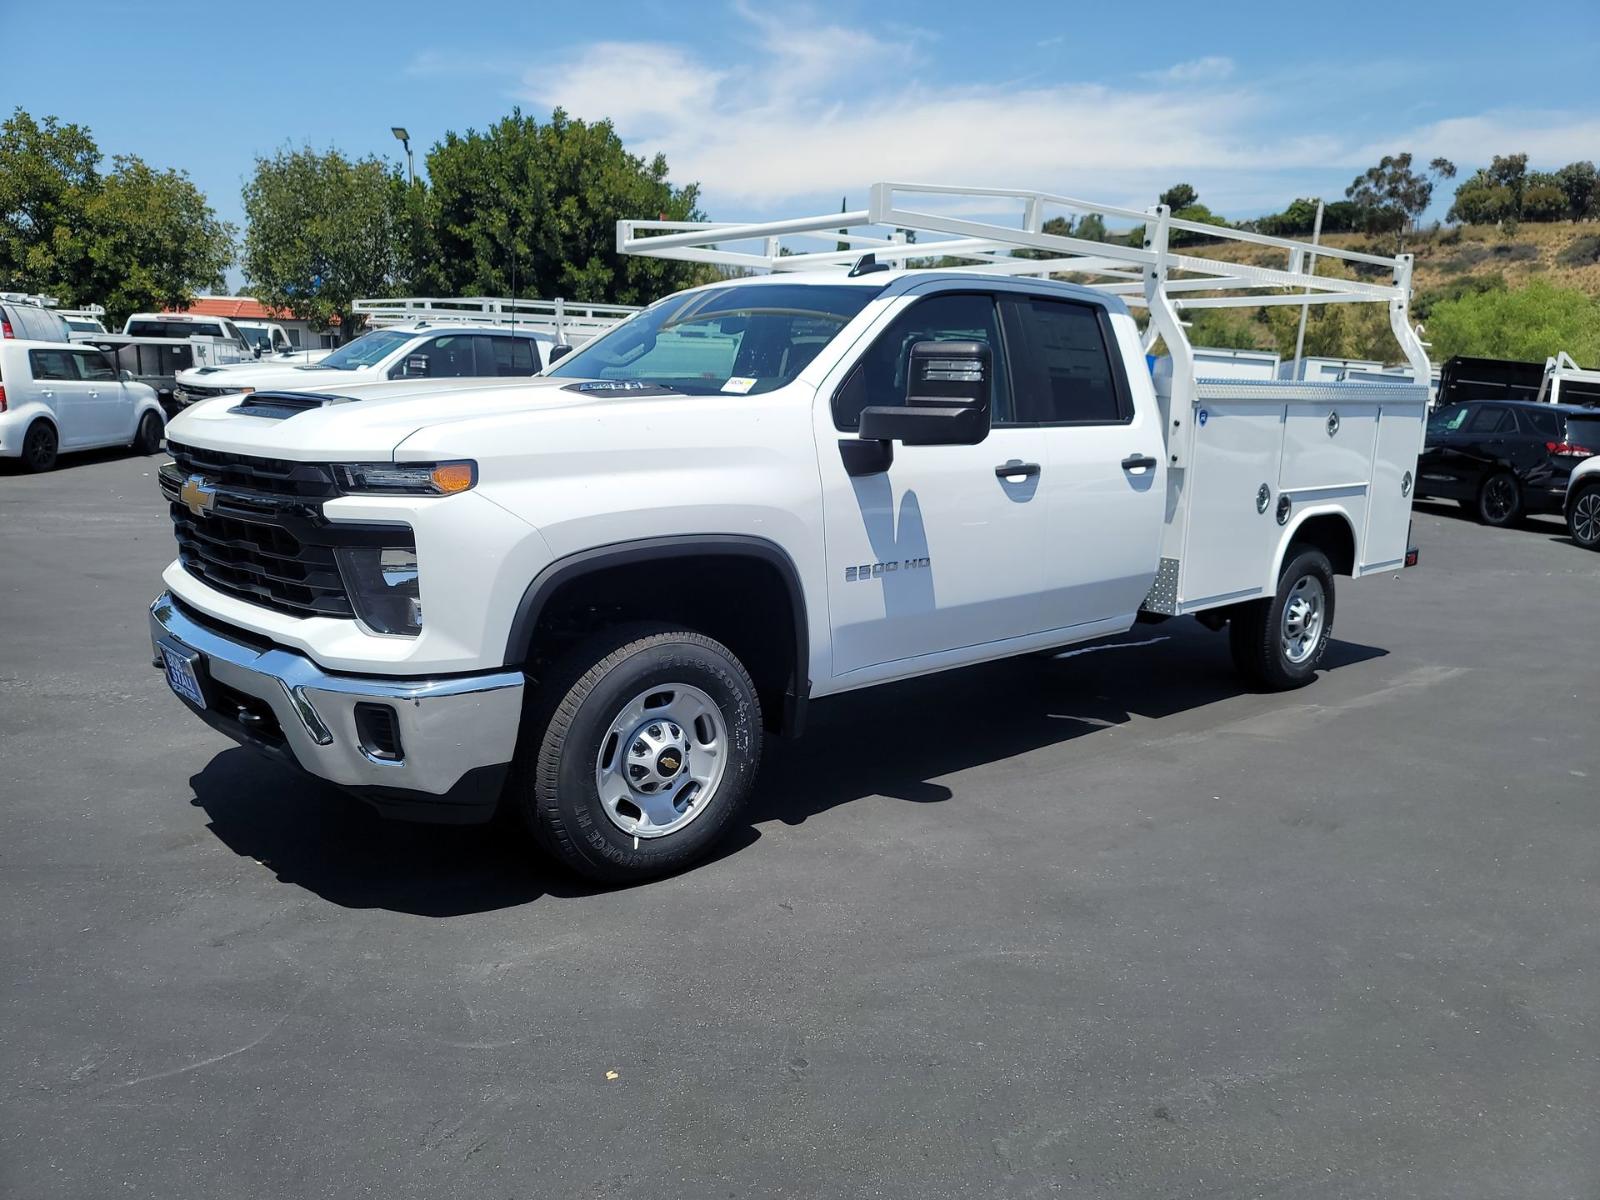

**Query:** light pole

left=391, top=126, right=414, bottom=187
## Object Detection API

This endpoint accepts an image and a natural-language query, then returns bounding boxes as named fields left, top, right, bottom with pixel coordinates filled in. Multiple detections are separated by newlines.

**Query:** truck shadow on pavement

left=188, top=619, right=1384, bottom=916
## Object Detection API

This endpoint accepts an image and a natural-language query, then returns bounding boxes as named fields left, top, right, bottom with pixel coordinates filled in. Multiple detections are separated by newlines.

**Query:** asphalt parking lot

left=3, top=447, right=1597, bottom=1199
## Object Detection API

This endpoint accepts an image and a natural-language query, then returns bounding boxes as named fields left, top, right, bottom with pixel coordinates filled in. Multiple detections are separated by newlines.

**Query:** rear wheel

left=1567, top=482, right=1600, bottom=550
left=1476, top=471, right=1522, bottom=527
left=1228, top=547, right=1335, bottom=691
left=132, top=410, right=164, bottom=455
left=512, top=625, right=763, bottom=883
left=21, top=421, right=57, bottom=473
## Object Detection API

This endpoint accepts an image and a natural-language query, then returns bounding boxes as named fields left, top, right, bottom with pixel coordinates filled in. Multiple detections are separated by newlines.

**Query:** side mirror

left=403, top=355, right=430, bottom=377
left=119, top=368, right=133, bottom=381
left=252, top=345, right=263, bottom=358
left=857, top=341, right=992, bottom=446
left=548, top=343, right=574, bottom=364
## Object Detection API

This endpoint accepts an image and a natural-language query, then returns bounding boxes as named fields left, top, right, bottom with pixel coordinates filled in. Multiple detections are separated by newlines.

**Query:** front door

left=818, top=290, right=1051, bottom=678
left=70, top=348, right=132, bottom=443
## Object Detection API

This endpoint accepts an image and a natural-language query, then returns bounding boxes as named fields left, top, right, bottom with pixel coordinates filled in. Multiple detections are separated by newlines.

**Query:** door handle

left=995, top=461, right=1040, bottom=480
left=1121, top=454, right=1158, bottom=472
left=40, top=389, right=53, bottom=398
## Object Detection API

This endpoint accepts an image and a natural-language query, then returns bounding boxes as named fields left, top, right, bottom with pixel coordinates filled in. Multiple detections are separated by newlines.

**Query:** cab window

left=833, top=292, right=1011, bottom=430
left=1000, top=295, right=1129, bottom=424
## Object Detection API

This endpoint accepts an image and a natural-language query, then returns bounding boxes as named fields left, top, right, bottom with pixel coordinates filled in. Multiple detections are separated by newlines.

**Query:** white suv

left=171, top=322, right=553, bottom=407
left=0, top=339, right=166, bottom=471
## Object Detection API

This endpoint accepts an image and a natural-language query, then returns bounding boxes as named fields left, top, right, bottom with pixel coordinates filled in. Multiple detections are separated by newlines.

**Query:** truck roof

left=669, top=267, right=1131, bottom=313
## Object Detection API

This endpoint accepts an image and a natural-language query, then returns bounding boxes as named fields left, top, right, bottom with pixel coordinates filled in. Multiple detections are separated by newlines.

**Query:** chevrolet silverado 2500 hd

left=149, top=184, right=1429, bottom=882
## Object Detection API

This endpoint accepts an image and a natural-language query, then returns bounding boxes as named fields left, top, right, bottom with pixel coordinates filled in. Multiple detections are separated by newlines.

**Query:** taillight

left=1, top=317, right=13, bottom=338
left=1547, top=441, right=1596, bottom=457
left=0, top=384, right=6, bottom=413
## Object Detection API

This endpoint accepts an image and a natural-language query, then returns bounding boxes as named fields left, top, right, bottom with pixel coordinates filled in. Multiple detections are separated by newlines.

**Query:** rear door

left=819, top=288, right=1052, bottom=677
left=27, top=347, right=94, bottom=446
left=478, top=335, right=539, bottom=376
left=1002, top=293, right=1164, bottom=626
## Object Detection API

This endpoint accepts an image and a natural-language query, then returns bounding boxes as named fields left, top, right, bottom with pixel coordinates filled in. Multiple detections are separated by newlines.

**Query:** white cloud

left=518, top=8, right=1600, bottom=221
left=1143, top=56, right=1235, bottom=83
left=1358, top=110, right=1600, bottom=169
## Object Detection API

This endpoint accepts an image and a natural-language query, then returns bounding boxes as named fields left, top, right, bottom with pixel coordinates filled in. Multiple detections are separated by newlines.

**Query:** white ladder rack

left=616, top=181, right=1432, bottom=388
left=351, top=295, right=641, bottom=345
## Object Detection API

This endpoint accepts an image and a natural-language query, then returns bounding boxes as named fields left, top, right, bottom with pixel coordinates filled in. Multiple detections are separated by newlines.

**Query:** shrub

left=1426, top=280, right=1600, bottom=362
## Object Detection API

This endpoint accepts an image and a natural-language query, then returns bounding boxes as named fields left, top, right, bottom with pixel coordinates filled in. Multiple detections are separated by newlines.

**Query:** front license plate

left=161, top=646, right=206, bottom=708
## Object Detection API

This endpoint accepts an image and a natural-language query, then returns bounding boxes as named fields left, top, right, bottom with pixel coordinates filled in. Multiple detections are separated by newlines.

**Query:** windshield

left=546, top=283, right=885, bottom=395
left=66, top=319, right=101, bottom=332
left=239, top=326, right=274, bottom=352
left=1427, top=404, right=1471, bottom=435
left=312, top=329, right=412, bottom=370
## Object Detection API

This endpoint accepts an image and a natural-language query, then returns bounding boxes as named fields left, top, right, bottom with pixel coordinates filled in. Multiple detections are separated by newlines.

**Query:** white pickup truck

left=148, top=184, right=1429, bottom=882
left=168, top=297, right=636, bottom=409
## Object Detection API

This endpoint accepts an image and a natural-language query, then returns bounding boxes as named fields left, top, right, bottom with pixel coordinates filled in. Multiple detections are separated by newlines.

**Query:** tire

left=21, top=421, right=58, bottom=473
left=1476, top=471, right=1523, bottom=527
left=1228, top=547, right=1335, bottom=691
left=132, top=410, right=164, bottom=455
left=1567, top=482, right=1600, bottom=550
left=512, top=625, right=763, bottom=883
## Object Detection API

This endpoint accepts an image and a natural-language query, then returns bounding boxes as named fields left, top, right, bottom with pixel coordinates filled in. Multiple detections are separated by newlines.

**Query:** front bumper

left=149, top=592, right=524, bottom=823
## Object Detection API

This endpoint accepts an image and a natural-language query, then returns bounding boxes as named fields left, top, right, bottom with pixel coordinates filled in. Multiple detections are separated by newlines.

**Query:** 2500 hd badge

left=845, top=557, right=931, bottom=582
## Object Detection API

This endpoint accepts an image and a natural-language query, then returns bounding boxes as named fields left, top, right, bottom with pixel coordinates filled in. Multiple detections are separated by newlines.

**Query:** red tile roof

left=165, top=296, right=339, bottom=324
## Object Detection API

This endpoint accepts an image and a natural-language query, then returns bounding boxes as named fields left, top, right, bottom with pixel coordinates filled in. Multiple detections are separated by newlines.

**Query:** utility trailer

left=619, top=181, right=1431, bottom=623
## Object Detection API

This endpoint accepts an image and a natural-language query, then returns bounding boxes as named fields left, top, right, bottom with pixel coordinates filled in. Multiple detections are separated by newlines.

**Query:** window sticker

left=722, top=376, right=757, bottom=394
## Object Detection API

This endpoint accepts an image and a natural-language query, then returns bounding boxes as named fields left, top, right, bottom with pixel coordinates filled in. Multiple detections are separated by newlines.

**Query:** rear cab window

left=1000, top=294, right=1130, bottom=425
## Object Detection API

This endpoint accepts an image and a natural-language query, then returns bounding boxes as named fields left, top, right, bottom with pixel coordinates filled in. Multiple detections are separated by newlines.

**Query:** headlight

left=333, top=461, right=476, bottom=495
left=336, top=546, right=422, bottom=635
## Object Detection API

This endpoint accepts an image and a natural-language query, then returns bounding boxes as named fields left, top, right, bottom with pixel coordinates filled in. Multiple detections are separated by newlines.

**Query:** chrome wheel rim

left=594, top=683, right=728, bottom=839
left=1574, top=492, right=1600, bottom=545
left=1281, top=576, right=1325, bottom=665
left=1483, top=476, right=1516, bottom=522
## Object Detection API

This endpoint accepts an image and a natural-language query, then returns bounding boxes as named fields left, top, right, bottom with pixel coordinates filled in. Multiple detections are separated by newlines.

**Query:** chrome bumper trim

left=149, top=592, right=524, bottom=802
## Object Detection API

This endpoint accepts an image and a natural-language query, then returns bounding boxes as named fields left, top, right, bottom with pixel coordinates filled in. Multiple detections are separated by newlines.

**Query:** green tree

left=1425, top=280, right=1600, bottom=362
left=1553, top=161, right=1597, bottom=220
left=424, top=108, right=707, bottom=305
left=242, top=146, right=402, bottom=338
left=1159, top=183, right=1198, bottom=211
left=1447, top=172, right=1515, bottom=225
left=0, top=108, right=233, bottom=322
left=1344, top=153, right=1455, bottom=246
left=1521, top=174, right=1569, bottom=222
left=85, top=156, right=232, bottom=321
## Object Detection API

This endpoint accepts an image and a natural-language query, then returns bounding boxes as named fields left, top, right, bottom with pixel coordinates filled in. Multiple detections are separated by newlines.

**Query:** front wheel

left=132, top=410, right=164, bottom=455
left=1476, top=471, right=1522, bottom=527
left=513, top=625, right=763, bottom=883
left=1568, top=483, right=1600, bottom=550
left=1228, top=547, right=1335, bottom=691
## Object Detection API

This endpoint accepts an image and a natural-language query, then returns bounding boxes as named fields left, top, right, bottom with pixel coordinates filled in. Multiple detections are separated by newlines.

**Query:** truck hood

left=163, top=377, right=669, bottom=460
left=174, top=362, right=370, bottom=391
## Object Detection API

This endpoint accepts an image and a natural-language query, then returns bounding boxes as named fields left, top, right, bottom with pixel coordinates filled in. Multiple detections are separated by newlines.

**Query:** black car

left=1416, top=400, right=1600, bottom=527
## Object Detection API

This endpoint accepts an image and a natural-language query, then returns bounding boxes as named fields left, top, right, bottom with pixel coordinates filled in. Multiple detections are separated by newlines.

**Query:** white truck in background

left=169, top=296, right=638, bottom=408
left=148, top=183, right=1428, bottom=883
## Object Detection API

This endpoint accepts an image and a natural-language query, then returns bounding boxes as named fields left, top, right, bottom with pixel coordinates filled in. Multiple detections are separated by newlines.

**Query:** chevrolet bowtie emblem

left=180, top=475, right=217, bottom=518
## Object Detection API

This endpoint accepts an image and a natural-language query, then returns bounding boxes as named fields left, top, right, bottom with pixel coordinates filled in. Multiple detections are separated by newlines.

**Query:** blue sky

left=6, top=0, right=1598, bottom=288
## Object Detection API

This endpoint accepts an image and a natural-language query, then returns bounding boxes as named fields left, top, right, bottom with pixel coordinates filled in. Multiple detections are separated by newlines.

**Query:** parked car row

left=1416, top=398, right=1600, bottom=549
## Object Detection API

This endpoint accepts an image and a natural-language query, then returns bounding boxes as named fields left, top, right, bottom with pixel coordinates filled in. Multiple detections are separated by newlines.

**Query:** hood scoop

left=227, top=390, right=355, bottom=420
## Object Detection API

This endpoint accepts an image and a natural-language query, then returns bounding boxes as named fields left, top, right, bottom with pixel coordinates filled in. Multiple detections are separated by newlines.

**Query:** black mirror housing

left=548, top=343, right=574, bottom=364
left=857, top=340, right=992, bottom=446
